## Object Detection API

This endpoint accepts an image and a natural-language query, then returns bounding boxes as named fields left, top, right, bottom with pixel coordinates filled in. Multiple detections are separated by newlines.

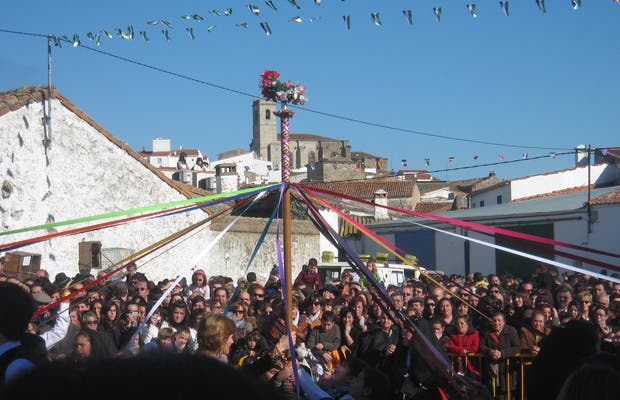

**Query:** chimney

left=373, top=189, right=389, bottom=220
left=575, top=145, right=588, bottom=167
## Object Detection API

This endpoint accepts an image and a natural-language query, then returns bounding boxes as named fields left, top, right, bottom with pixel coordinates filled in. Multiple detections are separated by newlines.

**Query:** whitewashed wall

left=0, top=97, right=313, bottom=283
left=511, top=164, right=616, bottom=201
left=470, top=185, right=511, bottom=208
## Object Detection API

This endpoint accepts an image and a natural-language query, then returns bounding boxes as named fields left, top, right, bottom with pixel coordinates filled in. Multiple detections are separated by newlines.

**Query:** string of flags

left=408, top=151, right=569, bottom=168
left=49, top=2, right=590, bottom=47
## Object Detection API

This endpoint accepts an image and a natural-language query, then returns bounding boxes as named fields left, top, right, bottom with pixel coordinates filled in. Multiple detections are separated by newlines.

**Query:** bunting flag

left=424, top=158, right=430, bottom=166
left=572, top=0, right=581, bottom=10
left=290, top=16, right=303, bottom=23
left=162, top=29, right=171, bottom=41
left=288, top=0, right=301, bottom=10
left=236, top=22, right=249, bottom=28
left=260, top=21, right=272, bottom=35
left=498, top=153, right=505, bottom=161
left=314, top=0, right=321, bottom=4
left=549, top=152, right=556, bottom=159
left=181, top=15, right=192, bottom=20
left=433, top=7, right=442, bottom=23
left=224, top=8, right=233, bottom=16
left=186, top=27, right=195, bottom=40
left=343, top=15, right=351, bottom=30
left=522, top=153, right=529, bottom=159
left=536, top=0, right=547, bottom=13
left=139, top=31, right=149, bottom=42
left=248, top=4, right=260, bottom=16
left=209, top=10, right=222, bottom=16
left=207, top=25, right=216, bottom=32
left=448, top=156, right=455, bottom=163
left=401, top=159, right=408, bottom=167
left=161, top=20, right=173, bottom=28
left=402, top=10, right=413, bottom=25
left=473, top=155, right=479, bottom=160
left=265, top=0, right=277, bottom=11
left=500, top=1, right=510, bottom=17
left=193, top=14, right=204, bottom=21
left=371, top=12, right=382, bottom=26
left=72, top=34, right=80, bottom=47
left=466, top=4, right=478, bottom=18
left=146, top=20, right=159, bottom=26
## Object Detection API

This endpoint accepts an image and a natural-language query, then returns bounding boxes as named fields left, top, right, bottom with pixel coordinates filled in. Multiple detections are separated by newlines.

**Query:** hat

left=32, top=291, right=52, bottom=304
left=53, top=272, right=71, bottom=287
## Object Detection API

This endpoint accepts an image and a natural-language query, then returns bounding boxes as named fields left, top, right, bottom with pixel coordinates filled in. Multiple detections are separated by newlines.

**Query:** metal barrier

left=448, top=352, right=537, bottom=400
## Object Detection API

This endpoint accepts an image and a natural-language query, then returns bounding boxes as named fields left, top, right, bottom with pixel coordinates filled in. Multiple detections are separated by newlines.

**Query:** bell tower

left=250, top=99, right=278, bottom=161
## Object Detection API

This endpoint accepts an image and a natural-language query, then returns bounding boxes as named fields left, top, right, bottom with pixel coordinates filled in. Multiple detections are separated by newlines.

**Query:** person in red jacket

left=447, top=315, right=480, bottom=376
left=294, top=258, right=323, bottom=293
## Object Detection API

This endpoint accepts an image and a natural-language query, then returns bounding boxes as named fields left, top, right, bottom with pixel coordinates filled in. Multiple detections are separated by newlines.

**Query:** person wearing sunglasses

left=227, top=301, right=253, bottom=340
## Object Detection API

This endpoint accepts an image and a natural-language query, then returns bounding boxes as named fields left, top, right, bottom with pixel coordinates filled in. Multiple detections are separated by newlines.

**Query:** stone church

left=249, top=99, right=388, bottom=182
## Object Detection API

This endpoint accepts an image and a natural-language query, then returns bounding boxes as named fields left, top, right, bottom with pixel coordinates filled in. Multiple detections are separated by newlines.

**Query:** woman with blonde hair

left=197, top=314, right=235, bottom=363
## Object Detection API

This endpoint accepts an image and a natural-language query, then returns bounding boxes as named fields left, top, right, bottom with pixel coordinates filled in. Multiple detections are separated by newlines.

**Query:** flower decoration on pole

left=260, top=70, right=307, bottom=106
left=259, top=69, right=307, bottom=183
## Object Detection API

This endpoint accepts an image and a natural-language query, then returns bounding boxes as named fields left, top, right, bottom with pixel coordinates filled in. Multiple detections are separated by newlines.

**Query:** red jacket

left=294, top=270, right=323, bottom=291
left=447, top=329, right=480, bottom=355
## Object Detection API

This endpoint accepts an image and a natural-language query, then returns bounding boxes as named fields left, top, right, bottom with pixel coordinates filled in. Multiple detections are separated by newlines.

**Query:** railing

left=448, top=352, right=537, bottom=400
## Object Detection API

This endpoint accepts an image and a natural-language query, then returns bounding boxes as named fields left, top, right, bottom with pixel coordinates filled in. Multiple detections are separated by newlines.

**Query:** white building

left=351, top=185, right=620, bottom=278
left=0, top=87, right=318, bottom=282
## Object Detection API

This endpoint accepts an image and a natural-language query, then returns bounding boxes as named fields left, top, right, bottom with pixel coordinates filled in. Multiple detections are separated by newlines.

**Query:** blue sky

left=2, top=1, right=618, bottom=181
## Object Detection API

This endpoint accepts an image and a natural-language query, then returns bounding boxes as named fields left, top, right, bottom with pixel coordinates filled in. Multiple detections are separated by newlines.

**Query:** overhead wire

left=0, top=28, right=576, bottom=152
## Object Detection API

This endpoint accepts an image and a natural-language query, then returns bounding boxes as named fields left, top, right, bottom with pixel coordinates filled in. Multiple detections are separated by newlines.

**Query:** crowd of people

left=1, top=255, right=620, bottom=399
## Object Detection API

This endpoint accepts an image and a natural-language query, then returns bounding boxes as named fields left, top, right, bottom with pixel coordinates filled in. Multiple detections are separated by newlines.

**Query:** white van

left=318, top=261, right=442, bottom=288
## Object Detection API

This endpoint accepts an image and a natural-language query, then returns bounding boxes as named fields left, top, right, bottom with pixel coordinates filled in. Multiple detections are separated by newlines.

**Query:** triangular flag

left=572, top=0, right=581, bottom=10
left=536, top=0, right=546, bottom=13
left=72, top=34, right=80, bottom=47
left=371, top=13, right=382, bottom=26
left=433, top=7, right=442, bottom=23
left=95, top=33, right=101, bottom=46
left=473, top=155, right=479, bottom=160
left=401, top=159, right=408, bottom=167
left=466, top=4, right=478, bottom=18
left=248, top=4, right=260, bottom=16
left=402, top=10, right=413, bottom=25
left=449, top=156, right=455, bottom=163
left=424, top=158, right=430, bottom=166
left=265, top=0, right=277, bottom=11
left=314, top=0, right=321, bottom=4
left=498, top=153, right=505, bottom=161
left=549, top=152, right=556, bottom=159
left=522, top=153, right=529, bottom=159
left=260, top=21, right=272, bottom=35
left=500, top=1, right=510, bottom=17
left=224, top=9, right=233, bottom=16
left=186, top=27, right=195, bottom=40
left=343, top=15, right=351, bottom=30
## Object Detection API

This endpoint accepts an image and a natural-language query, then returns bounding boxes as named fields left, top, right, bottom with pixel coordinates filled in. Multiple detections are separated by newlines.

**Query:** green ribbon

left=0, top=184, right=277, bottom=237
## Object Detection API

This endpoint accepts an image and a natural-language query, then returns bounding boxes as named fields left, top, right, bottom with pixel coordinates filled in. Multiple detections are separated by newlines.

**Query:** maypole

left=259, top=70, right=307, bottom=326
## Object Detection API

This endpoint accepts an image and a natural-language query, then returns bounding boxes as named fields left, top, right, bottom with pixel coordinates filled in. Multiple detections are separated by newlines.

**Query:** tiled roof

left=288, top=133, right=341, bottom=141
left=415, top=202, right=453, bottom=214
left=589, top=187, right=620, bottom=205
left=512, top=185, right=592, bottom=202
left=0, top=86, right=199, bottom=202
left=305, top=178, right=416, bottom=199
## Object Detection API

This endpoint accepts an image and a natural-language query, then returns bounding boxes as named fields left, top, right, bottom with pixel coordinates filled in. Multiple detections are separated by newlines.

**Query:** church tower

left=250, top=99, right=278, bottom=161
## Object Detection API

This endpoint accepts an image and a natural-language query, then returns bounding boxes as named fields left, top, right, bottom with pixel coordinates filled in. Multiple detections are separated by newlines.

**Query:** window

left=480, top=200, right=485, bottom=207
left=497, top=195, right=503, bottom=204
left=265, top=109, right=271, bottom=120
